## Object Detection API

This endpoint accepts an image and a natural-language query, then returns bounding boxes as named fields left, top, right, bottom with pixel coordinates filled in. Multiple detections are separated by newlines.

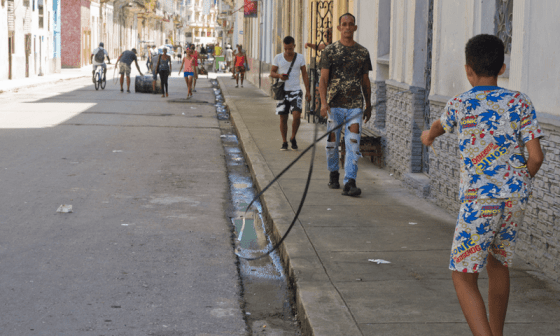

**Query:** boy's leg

left=486, top=253, right=509, bottom=336
left=452, top=271, right=494, bottom=336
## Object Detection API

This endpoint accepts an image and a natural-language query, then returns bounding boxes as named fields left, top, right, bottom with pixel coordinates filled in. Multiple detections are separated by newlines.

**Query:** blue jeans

left=326, top=107, right=363, bottom=185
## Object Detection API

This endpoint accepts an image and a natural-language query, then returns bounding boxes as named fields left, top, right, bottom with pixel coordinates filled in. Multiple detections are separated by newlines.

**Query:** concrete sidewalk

left=218, top=76, right=560, bottom=336
left=0, top=64, right=117, bottom=94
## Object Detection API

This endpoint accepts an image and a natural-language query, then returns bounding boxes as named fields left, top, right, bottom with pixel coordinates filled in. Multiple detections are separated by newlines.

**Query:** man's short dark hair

left=283, top=36, right=295, bottom=45
left=339, top=13, right=356, bottom=25
left=465, top=34, right=505, bottom=77
left=131, top=48, right=137, bottom=54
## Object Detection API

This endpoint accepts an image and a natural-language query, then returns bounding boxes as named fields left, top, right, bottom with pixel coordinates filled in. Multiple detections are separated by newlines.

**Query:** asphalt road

left=0, top=69, right=246, bottom=335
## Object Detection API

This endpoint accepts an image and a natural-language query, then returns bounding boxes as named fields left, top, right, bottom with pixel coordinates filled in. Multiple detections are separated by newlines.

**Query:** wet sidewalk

left=218, top=76, right=560, bottom=336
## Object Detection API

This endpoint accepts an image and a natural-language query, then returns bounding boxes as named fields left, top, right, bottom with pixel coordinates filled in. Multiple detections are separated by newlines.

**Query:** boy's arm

left=421, top=119, right=445, bottom=147
left=525, top=138, right=544, bottom=177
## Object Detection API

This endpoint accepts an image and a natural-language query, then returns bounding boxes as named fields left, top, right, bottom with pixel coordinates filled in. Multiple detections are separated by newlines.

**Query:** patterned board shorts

left=119, top=63, right=131, bottom=76
left=275, top=90, right=303, bottom=115
left=450, top=197, right=528, bottom=273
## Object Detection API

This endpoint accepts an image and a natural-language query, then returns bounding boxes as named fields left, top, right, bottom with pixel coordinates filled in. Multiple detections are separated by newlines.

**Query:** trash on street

left=57, top=204, right=73, bottom=213
left=368, top=259, right=391, bottom=264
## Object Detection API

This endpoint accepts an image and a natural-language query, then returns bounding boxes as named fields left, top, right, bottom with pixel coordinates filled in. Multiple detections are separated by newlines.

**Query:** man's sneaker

left=342, top=178, right=361, bottom=197
left=127, top=89, right=131, bottom=93
left=193, top=89, right=197, bottom=92
left=290, top=138, right=298, bottom=150
left=235, top=84, right=239, bottom=88
left=280, top=142, right=289, bottom=151
left=328, top=171, right=340, bottom=189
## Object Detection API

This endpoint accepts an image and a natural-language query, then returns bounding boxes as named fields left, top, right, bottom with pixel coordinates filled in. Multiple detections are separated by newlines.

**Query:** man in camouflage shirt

left=319, top=13, right=373, bottom=196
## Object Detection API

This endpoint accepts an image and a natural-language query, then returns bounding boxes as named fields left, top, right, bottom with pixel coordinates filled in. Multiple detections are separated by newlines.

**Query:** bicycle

left=94, top=63, right=109, bottom=90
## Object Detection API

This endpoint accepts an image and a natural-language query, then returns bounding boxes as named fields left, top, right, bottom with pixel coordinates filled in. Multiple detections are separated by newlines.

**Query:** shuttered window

left=8, top=0, right=14, bottom=31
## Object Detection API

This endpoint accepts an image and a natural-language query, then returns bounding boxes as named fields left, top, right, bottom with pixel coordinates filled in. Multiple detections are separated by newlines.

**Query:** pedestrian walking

left=234, top=45, right=246, bottom=88
left=116, top=48, right=144, bottom=93
left=178, top=49, right=196, bottom=99
left=190, top=45, right=199, bottom=93
left=156, top=47, right=172, bottom=98
left=270, top=36, right=311, bottom=151
left=231, top=46, right=238, bottom=79
left=421, top=34, right=544, bottom=336
left=225, top=45, right=233, bottom=72
left=319, top=13, right=372, bottom=196
left=214, top=43, right=222, bottom=57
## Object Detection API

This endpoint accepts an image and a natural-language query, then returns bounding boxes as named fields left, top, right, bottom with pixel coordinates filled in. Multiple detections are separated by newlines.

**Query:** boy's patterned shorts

left=450, top=197, right=528, bottom=273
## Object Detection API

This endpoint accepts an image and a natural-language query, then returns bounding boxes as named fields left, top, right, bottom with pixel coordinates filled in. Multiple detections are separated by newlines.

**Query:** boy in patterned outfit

left=422, top=34, right=544, bottom=336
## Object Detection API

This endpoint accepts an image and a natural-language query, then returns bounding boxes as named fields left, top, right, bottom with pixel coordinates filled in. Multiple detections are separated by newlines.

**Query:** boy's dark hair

left=283, top=36, right=295, bottom=45
left=339, top=13, right=356, bottom=25
left=465, top=34, right=505, bottom=77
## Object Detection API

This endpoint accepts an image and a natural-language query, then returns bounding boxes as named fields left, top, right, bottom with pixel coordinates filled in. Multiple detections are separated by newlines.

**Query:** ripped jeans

left=326, top=107, right=362, bottom=185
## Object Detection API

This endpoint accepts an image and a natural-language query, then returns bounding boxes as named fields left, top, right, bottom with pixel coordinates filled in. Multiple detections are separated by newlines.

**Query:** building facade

left=185, top=0, right=218, bottom=47
left=1, top=0, right=58, bottom=80
left=240, top=0, right=560, bottom=283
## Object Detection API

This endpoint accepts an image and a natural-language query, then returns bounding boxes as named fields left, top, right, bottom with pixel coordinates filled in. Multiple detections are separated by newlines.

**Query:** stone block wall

left=428, top=98, right=461, bottom=214
left=384, top=81, right=426, bottom=178
left=516, top=119, right=560, bottom=281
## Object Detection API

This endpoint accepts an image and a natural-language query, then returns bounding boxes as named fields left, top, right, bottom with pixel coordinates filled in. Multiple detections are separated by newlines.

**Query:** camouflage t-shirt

left=319, top=41, right=372, bottom=109
left=441, top=86, right=544, bottom=201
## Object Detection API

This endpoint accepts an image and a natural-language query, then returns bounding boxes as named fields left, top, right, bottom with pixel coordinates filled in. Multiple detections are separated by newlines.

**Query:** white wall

left=0, top=1, right=9, bottom=80
left=389, top=0, right=428, bottom=88
left=430, top=0, right=495, bottom=98
left=509, top=0, right=560, bottom=116
left=355, top=0, right=390, bottom=82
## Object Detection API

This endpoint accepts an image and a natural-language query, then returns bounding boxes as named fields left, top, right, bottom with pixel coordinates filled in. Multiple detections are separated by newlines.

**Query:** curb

left=218, top=77, right=362, bottom=336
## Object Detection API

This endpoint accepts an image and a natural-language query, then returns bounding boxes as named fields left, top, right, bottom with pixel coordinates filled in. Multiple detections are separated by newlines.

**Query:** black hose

left=238, top=111, right=365, bottom=261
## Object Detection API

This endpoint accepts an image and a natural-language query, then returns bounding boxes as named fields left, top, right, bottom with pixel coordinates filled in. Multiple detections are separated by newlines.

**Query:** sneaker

left=280, top=142, right=289, bottom=151
left=241, top=84, right=243, bottom=88
left=235, top=84, right=239, bottom=88
left=121, top=88, right=124, bottom=92
left=328, top=171, right=340, bottom=189
left=342, top=178, right=361, bottom=197
left=290, top=138, right=298, bottom=150
left=127, top=89, right=131, bottom=93
left=193, top=89, right=197, bottom=92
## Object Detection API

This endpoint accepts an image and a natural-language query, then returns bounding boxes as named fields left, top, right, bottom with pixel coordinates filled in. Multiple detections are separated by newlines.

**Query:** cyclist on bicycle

left=91, top=42, right=111, bottom=83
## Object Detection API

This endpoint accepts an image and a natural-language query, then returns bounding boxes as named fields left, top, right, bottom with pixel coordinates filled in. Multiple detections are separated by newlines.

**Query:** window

left=495, top=0, right=513, bottom=54
left=39, top=2, right=44, bottom=29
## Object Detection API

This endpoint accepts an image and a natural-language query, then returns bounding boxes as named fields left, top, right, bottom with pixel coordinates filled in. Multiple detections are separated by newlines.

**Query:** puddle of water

left=213, top=80, right=301, bottom=335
